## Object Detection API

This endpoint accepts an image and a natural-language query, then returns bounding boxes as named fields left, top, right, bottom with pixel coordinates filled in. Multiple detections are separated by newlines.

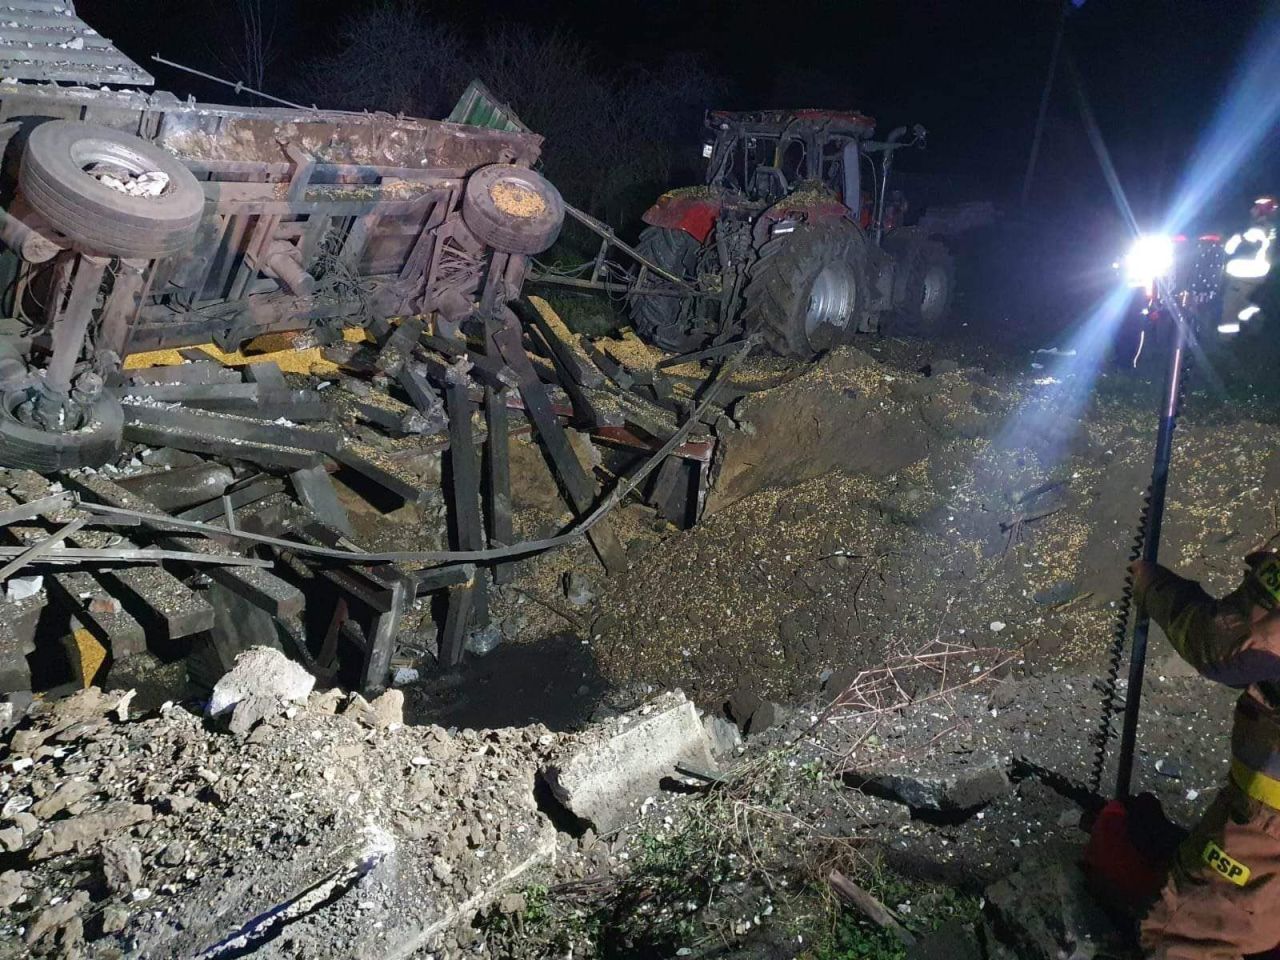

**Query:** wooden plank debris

left=494, top=310, right=627, bottom=575
left=6, top=475, right=214, bottom=642
left=0, top=489, right=148, bottom=656
left=62, top=473, right=304, bottom=621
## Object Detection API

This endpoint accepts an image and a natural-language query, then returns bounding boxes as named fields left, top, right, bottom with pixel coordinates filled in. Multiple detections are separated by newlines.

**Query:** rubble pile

left=0, top=659, right=562, bottom=959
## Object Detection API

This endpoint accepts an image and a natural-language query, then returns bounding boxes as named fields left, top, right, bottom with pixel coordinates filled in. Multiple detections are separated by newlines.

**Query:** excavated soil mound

left=577, top=345, right=1280, bottom=705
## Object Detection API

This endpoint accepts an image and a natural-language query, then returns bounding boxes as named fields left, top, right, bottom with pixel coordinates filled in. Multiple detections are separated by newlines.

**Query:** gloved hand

left=1129, top=560, right=1162, bottom=612
left=1243, top=549, right=1280, bottom=610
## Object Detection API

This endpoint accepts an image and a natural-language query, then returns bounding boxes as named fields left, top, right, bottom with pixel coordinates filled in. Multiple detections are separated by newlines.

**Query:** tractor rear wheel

left=628, top=226, right=710, bottom=354
left=741, top=224, right=866, bottom=359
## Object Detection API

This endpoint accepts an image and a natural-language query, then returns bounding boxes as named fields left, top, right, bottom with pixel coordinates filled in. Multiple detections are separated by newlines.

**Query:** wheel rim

left=804, top=263, right=856, bottom=337
left=69, top=137, right=174, bottom=198
left=488, top=174, right=548, bottom=220
left=4, top=386, right=89, bottom=433
left=920, top=264, right=950, bottom=320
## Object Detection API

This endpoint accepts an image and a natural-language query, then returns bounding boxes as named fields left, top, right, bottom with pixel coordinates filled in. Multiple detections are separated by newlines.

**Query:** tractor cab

left=703, top=109, right=875, bottom=216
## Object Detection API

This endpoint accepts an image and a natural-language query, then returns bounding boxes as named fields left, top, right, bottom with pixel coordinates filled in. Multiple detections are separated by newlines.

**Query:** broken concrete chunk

left=849, top=754, right=1012, bottom=813
left=157, top=840, right=185, bottom=867
left=7, top=727, right=50, bottom=755
left=341, top=689, right=405, bottom=729
left=0, top=870, right=24, bottom=909
left=101, top=903, right=130, bottom=934
left=541, top=691, right=717, bottom=834
left=703, top=714, right=742, bottom=757
left=25, top=889, right=88, bottom=946
left=31, top=779, right=95, bottom=818
left=563, top=570, right=594, bottom=606
left=369, top=689, right=404, bottom=728
left=101, top=840, right=143, bottom=895
left=31, top=803, right=153, bottom=860
left=208, top=646, right=315, bottom=718
left=0, top=827, right=23, bottom=852
left=307, top=687, right=345, bottom=715
left=228, top=694, right=280, bottom=737
left=49, top=686, right=129, bottom=725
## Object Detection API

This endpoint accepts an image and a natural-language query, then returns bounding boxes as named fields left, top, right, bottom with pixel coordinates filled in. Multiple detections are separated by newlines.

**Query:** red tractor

left=630, top=109, right=954, bottom=358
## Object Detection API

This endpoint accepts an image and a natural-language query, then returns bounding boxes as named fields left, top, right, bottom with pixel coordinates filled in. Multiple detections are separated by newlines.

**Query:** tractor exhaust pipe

left=872, top=126, right=908, bottom=245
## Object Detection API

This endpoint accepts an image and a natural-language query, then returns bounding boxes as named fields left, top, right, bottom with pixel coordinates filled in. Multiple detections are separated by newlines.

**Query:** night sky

left=77, top=0, right=1278, bottom=225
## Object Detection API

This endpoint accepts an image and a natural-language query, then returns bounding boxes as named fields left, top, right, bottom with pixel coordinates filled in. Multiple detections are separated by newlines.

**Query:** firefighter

left=1218, top=196, right=1277, bottom=334
left=1133, top=549, right=1280, bottom=958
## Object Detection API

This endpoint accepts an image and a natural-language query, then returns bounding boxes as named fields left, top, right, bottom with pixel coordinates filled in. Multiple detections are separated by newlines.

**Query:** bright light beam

left=991, top=285, right=1135, bottom=470
left=1162, top=6, right=1280, bottom=234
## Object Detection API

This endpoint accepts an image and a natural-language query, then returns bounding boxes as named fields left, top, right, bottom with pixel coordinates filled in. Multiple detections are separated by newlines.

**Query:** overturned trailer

left=0, top=77, right=565, bottom=470
left=0, top=39, right=730, bottom=699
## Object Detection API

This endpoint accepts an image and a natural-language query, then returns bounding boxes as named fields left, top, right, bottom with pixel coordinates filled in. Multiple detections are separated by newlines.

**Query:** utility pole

left=1021, top=0, right=1072, bottom=208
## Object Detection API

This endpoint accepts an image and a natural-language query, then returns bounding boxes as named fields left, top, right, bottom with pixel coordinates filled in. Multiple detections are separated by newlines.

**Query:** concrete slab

left=541, top=690, right=717, bottom=834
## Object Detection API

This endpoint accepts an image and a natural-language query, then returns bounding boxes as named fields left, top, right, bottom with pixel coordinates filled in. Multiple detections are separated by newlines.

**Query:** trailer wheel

left=741, top=224, right=866, bottom=359
left=628, top=226, right=713, bottom=353
left=18, top=121, right=204, bottom=259
left=462, top=164, right=565, bottom=255
left=887, top=236, right=955, bottom=334
left=0, top=388, right=123, bottom=472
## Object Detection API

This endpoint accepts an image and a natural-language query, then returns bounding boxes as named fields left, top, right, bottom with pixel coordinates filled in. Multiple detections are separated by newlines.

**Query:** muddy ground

left=503, top=332, right=1280, bottom=712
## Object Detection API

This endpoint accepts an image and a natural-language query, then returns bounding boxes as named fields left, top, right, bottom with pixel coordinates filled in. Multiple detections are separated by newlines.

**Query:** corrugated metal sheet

left=0, top=1, right=152, bottom=86
left=447, top=80, right=530, bottom=134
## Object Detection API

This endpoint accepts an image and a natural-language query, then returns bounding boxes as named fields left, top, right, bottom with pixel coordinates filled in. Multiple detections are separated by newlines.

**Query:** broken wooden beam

left=494, top=310, right=627, bottom=575
left=336, top=386, right=433, bottom=436
left=521, top=296, right=605, bottom=388
left=375, top=316, right=427, bottom=373
left=439, top=582, right=474, bottom=668
left=331, top=443, right=428, bottom=505
left=395, top=363, right=448, bottom=432
left=118, top=382, right=333, bottom=422
left=123, top=420, right=325, bottom=471
left=444, top=375, right=489, bottom=624
left=483, top=313, right=514, bottom=586
left=0, top=489, right=148, bottom=656
left=5, top=476, right=214, bottom=643
left=126, top=360, right=241, bottom=386
left=289, top=465, right=354, bottom=538
left=828, top=870, right=917, bottom=948
left=121, top=403, right=342, bottom=456
left=177, top=477, right=285, bottom=523
left=413, top=564, right=474, bottom=595
left=284, top=521, right=411, bottom=692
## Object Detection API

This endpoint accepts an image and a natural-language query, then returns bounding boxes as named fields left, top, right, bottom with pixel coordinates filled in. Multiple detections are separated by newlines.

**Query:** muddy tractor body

left=0, top=78, right=563, bottom=471
left=631, top=109, right=954, bottom=358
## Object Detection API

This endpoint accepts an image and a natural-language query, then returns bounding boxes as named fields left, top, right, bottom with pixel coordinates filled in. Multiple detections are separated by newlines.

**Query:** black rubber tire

left=628, top=226, right=711, bottom=353
left=19, top=121, right=204, bottom=259
left=0, top=389, right=123, bottom=471
left=887, top=236, right=955, bottom=335
left=741, top=224, right=866, bottom=359
left=461, top=163, right=565, bottom=255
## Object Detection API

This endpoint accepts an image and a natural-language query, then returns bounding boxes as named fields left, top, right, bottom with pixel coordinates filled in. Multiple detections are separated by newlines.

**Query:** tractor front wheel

left=628, top=226, right=711, bottom=354
left=886, top=235, right=955, bottom=335
left=741, top=224, right=866, bottom=359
